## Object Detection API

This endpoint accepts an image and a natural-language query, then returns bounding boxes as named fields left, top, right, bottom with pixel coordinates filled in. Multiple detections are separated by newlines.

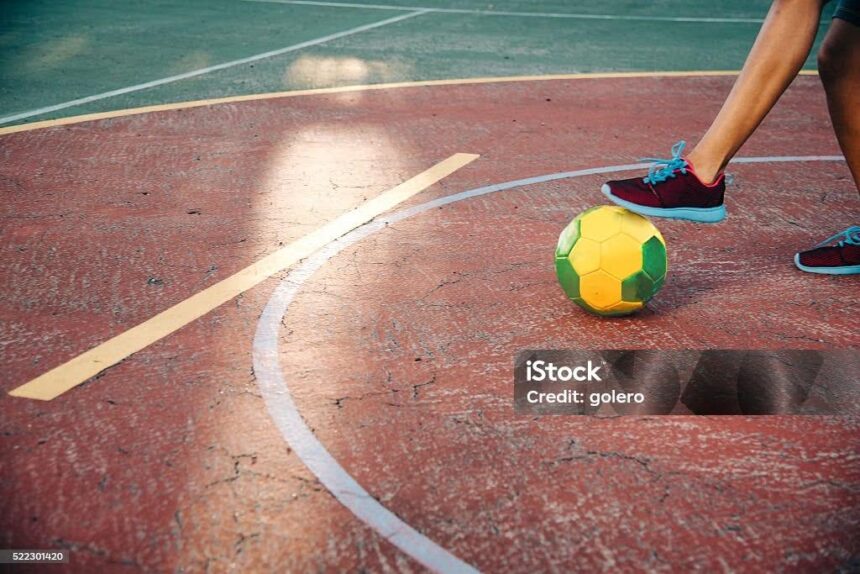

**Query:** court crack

left=553, top=442, right=675, bottom=502
left=412, top=375, right=436, bottom=399
left=333, top=389, right=399, bottom=409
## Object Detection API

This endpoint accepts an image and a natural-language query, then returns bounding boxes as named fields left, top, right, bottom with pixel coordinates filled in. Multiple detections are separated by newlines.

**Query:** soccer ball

left=555, top=206, right=667, bottom=316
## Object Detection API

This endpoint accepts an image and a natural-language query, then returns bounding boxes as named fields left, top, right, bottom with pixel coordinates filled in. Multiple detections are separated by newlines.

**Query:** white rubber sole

left=601, top=184, right=726, bottom=223
left=794, top=253, right=860, bottom=275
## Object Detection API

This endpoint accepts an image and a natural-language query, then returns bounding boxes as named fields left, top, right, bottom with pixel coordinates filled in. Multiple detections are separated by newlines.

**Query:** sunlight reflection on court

left=259, top=123, right=412, bottom=238
left=284, top=55, right=412, bottom=93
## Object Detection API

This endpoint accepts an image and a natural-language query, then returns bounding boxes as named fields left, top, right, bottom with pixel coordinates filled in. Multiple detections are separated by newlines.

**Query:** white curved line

left=252, top=155, right=845, bottom=573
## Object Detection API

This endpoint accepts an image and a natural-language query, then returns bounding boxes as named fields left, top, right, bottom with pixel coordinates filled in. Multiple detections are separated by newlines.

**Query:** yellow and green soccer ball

left=555, top=206, right=667, bottom=316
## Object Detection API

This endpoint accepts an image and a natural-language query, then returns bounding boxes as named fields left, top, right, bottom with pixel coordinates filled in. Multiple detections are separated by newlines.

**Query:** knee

left=817, top=39, right=847, bottom=83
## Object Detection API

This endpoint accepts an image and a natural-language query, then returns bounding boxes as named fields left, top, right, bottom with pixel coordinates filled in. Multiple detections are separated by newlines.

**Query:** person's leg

left=687, top=0, right=828, bottom=184
left=601, top=0, right=827, bottom=222
left=818, top=17, right=860, bottom=191
left=793, top=10, right=860, bottom=275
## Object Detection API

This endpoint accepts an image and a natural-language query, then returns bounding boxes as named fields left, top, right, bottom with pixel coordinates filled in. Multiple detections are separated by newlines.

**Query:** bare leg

left=687, top=0, right=827, bottom=184
left=818, top=18, right=860, bottom=194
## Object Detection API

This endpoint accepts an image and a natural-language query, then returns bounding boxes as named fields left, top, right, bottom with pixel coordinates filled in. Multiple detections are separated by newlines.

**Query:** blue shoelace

left=814, top=225, right=860, bottom=248
left=641, top=140, right=689, bottom=185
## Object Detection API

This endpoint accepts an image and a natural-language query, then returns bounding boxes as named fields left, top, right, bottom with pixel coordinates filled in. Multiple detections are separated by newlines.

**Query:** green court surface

left=0, top=0, right=836, bottom=127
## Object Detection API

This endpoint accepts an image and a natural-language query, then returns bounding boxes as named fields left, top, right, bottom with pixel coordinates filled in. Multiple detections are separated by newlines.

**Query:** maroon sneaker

left=794, top=226, right=860, bottom=275
left=601, top=141, right=726, bottom=223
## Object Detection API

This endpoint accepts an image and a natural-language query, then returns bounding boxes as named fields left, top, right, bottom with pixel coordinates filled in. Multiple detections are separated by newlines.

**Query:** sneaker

left=794, top=226, right=860, bottom=275
left=602, top=141, right=727, bottom=223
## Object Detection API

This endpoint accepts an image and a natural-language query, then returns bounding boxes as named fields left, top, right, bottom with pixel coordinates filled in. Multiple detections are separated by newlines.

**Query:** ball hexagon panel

left=579, top=205, right=625, bottom=242
left=600, top=233, right=643, bottom=280
left=579, top=269, right=622, bottom=310
left=601, top=300, right=644, bottom=316
left=569, top=237, right=601, bottom=275
left=621, top=211, right=663, bottom=244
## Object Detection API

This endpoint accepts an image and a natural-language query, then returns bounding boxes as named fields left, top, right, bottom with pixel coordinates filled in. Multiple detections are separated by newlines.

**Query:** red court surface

left=2, top=75, right=859, bottom=572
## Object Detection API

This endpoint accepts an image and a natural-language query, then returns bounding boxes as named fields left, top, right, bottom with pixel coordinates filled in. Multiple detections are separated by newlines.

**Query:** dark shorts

left=833, top=0, right=860, bottom=26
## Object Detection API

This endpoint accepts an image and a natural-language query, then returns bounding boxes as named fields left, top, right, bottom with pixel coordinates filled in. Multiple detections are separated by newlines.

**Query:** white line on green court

left=243, top=0, right=768, bottom=23
left=0, top=10, right=427, bottom=126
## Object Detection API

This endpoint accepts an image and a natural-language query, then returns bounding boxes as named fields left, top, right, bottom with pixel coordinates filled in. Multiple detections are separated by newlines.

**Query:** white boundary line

left=252, top=155, right=845, bottom=573
left=0, top=10, right=427, bottom=126
left=244, top=0, right=767, bottom=23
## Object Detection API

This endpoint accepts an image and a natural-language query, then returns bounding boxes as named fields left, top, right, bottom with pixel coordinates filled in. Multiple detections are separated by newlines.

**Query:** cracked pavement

left=2, top=76, right=858, bottom=572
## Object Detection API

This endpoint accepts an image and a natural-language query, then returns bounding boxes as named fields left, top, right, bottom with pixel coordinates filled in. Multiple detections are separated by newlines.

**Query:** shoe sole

left=794, top=253, right=860, bottom=275
left=601, top=184, right=726, bottom=223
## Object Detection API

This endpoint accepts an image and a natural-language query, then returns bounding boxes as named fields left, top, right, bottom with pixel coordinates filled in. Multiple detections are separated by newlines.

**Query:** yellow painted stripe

left=9, top=153, right=479, bottom=400
left=0, top=70, right=820, bottom=136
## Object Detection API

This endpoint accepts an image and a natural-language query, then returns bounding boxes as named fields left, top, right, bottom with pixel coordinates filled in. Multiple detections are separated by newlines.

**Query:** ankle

left=686, top=149, right=723, bottom=185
